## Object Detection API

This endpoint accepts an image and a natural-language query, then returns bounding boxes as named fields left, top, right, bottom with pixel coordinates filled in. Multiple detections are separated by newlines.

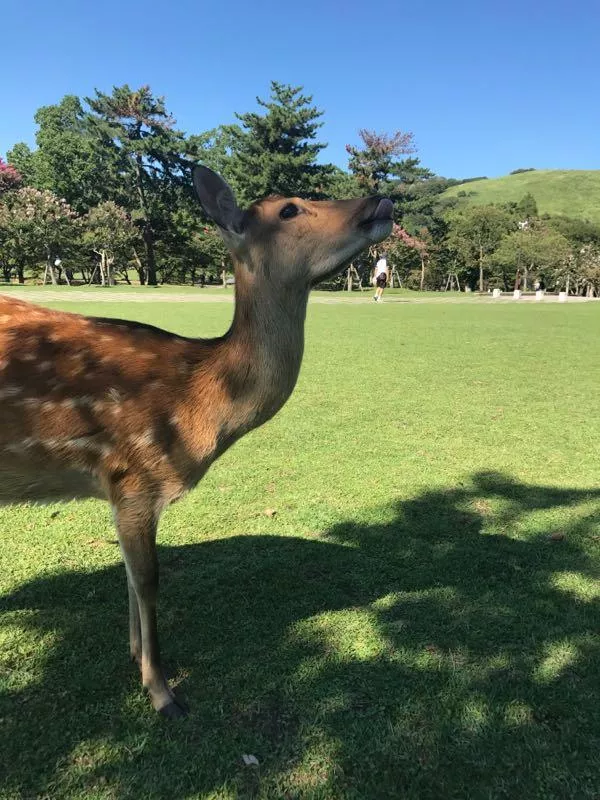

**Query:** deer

left=0, top=166, right=393, bottom=718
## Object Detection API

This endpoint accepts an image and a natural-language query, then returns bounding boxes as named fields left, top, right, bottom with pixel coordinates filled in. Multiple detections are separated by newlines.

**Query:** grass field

left=443, top=169, right=600, bottom=222
left=1, top=294, right=599, bottom=799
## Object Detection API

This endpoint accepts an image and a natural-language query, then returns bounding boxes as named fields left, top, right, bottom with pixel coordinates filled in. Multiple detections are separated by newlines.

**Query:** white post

left=559, top=291, right=567, bottom=302
left=492, top=288, right=501, bottom=299
left=513, top=289, right=522, bottom=299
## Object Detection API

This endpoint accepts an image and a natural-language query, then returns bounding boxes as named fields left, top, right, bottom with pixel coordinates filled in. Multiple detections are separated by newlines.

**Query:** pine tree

left=85, top=85, right=193, bottom=285
left=227, top=82, right=333, bottom=203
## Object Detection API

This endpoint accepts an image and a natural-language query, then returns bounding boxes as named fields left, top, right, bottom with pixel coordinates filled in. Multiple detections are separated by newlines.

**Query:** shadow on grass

left=1, top=471, right=599, bottom=799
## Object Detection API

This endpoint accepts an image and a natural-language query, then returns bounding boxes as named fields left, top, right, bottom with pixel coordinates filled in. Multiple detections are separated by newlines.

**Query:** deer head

left=192, top=166, right=394, bottom=289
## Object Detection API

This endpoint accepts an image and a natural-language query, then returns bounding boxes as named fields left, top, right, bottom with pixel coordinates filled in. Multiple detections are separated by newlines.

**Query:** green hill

left=443, top=170, right=600, bottom=222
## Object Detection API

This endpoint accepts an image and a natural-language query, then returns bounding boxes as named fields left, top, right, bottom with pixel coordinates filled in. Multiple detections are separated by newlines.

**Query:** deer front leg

left=114, top=503, right=187, bottom=719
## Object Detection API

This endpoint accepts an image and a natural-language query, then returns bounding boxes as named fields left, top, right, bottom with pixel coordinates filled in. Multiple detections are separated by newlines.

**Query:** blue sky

left=1, top=0, right=598, bottom=179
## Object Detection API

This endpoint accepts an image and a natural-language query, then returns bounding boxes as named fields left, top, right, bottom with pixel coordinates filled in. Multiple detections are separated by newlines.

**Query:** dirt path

left=1, top=289, right=595, bottom=305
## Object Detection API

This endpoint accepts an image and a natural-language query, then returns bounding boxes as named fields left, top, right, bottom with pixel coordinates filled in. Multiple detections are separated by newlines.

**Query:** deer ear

left=192, top=165, right=244, bottom=234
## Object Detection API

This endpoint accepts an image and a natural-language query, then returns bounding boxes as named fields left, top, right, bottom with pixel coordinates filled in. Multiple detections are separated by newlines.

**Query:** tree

left=386, top=224, right=430, bottom=289
left=82, top=201, right=137, bottom=285
left=346, top=129, right=417, bottom=195
left=86, top=85, right=195, bottom=285
left=7, top=97, right=110, bottom=212
left=492, top=225, right=571, bottom=291
left=516, top=192, right=538, bottom=220
left=577, top=245, right=600, bottom=296
left=0, top=158, right=22, bottom=194
left=226, top=81, right=333, bottom=203
left=446, top=205, right=513, bottom=291
left=327, top=166, right=362, bottom=200
left=6, top=143, right=36, bottom=186
left=0, top=187, right=78, bottom=283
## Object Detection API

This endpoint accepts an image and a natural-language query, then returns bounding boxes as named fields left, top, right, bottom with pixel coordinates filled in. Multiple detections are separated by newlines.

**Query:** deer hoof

left=159, top=697, right=188, bottom=720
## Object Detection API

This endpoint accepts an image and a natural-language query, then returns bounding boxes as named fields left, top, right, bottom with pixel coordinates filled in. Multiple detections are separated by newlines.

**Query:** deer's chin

left=364, top=219, right=393, bottom=243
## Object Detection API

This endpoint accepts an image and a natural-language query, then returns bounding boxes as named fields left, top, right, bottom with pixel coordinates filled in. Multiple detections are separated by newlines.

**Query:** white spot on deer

left=60, top=398, right=77, bottom=409
left=0, top=360, right=8, bottom=371
left=100, top=336, right=113, bottom=344
left=108, top=388, right=121, bottom=403
left=41, top=401, right=55, bottom=413
left=129, top=429, right=155, bottom=449
left=0, top=314, right=11, bottom=324
left=37, top=361, right=52, bottom=371
left=22, top=398, right=40, bottom=408
left=22, top=353, right=36, bottom=362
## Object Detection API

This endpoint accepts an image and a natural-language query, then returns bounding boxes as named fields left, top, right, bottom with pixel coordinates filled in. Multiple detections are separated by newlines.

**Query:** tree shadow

left=1, top=471, right=599, bottom=798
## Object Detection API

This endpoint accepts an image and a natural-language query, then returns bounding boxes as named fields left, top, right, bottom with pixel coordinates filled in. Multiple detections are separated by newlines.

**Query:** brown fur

left=0, top=183, right=392, bottom=717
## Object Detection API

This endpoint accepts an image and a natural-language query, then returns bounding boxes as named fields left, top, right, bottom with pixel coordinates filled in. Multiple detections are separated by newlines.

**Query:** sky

left=1, top=0, right=599, bottom=179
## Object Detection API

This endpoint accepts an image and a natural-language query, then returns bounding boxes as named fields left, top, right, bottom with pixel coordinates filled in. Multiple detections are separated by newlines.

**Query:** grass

left=1, top=295, right=599, bottom=799
left=443, top=169, right=600, bottom=222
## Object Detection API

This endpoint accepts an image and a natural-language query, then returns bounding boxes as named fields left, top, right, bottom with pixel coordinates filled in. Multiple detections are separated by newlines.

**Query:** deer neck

left=185, top=259, right=309, bottom=460
left=225, top=260, right=309, bottom=418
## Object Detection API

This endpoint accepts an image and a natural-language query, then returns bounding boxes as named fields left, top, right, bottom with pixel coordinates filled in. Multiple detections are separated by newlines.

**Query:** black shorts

left=376, top=274, right=387, bottom=288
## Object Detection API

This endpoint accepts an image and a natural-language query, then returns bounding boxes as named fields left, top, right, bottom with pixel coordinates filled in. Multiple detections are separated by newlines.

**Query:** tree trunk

left=132, top=248, right=146, bottom=285
left=17, top=264, right=25, bottom=284
left=143, top=223, right=157, bottom=286
left=420, top=254, right=426, bottom=291
left=479, top=246, right=484, bottom=293
left=134, top=156, right=157, bottom=286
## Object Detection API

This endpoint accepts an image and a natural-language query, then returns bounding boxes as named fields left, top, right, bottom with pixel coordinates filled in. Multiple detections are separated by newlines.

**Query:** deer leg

left=127, top=575, right=142, bottom=666
left=114, top=504, right=187, bottom=719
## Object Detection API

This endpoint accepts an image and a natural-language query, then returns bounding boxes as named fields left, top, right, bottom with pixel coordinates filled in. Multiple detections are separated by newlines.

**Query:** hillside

left=443, top=170, right=600, bottom=222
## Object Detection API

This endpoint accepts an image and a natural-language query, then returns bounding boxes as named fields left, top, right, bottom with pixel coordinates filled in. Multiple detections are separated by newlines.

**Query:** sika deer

left=0, top=167, right=393, bottom=717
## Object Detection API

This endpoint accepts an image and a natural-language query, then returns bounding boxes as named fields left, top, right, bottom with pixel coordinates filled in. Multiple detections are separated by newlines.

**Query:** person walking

left=373, top=252, right=389, bottom=302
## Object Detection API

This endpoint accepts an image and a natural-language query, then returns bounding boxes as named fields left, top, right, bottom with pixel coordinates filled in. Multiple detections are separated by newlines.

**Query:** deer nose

left=372, top=198, right=394, bottom=220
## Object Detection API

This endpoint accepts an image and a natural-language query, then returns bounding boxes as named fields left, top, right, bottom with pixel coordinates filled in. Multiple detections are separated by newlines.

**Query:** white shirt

left=375, top=258, right=387, bottom=277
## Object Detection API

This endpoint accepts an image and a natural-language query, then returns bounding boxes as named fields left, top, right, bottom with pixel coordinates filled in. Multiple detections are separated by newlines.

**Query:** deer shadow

left=1, top=471, right=599, bottom=798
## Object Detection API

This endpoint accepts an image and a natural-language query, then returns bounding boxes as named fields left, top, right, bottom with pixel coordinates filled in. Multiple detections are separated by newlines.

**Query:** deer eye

left=279, top=203, right=299, bottom=220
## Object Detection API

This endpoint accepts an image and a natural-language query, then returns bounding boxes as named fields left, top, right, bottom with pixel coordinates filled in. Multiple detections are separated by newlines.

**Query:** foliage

left=0, top=187, right=78, bottom=282
left=225, top=81, right=333, bottom=204
left=492, top=224, right=571, bottom=290
left=3, top=83, right=600, bottom=294
left=445, top=204, right=514, bottom=291
left=85, top=84, right=197, bottom=284
left=0, top=158, right=22, bottom=194
left=516, top=192, right=538, bottom=220
left=346, top=129, right=417, bottom=194
left=82, top=201, right=137, bottom=284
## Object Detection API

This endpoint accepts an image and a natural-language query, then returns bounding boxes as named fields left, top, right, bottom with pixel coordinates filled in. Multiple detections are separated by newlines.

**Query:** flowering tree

left=82, top=201, right=137, bottom=285
left=346, top=129, right=416, bottom=194
left=0, top=158, right=22, bottom=194
left=385, top=223, right=430, bottom=289
left=0, top=187, right=78, bottom=283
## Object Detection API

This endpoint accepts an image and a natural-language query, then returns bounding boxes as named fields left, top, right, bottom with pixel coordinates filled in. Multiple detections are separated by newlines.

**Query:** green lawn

left=1, top=297, right=599, bottom=799
left=443, top=169, right=600, bottom=222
